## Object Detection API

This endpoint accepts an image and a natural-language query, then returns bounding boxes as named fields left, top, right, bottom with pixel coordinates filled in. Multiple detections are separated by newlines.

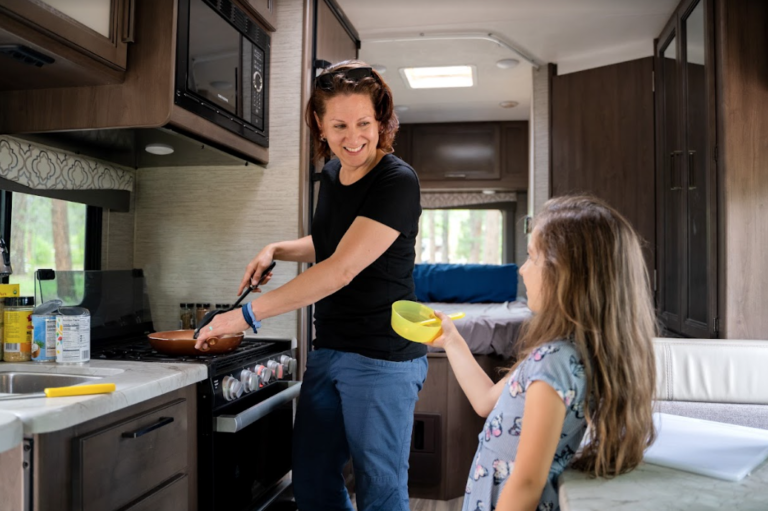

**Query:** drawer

left=73, top=398, right=188, bottom=511
left=124, top=474, right=189, bottom=511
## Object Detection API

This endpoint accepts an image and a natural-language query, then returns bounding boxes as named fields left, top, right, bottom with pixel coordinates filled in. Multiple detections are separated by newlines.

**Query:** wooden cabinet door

left=500, top=121, right=529, bottom=190
left=655, top=16, right=684, bottom=335
left=124, top=474, right=189, bottom=511
left=246, top=0, right=277, bottom=32
left=394, top=123, right=413, bottom=166
left=679, top=0, right=717, bottom=338
left=412, top=122, right=501, bottom=182
left=0, top=0, right=133, bottom=69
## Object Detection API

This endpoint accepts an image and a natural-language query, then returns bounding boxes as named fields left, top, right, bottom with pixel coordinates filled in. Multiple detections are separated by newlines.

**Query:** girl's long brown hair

left=516, top=195, right=657, bottom=477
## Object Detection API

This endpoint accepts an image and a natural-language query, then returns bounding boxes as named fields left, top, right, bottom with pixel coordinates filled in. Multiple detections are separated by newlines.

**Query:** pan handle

left=214, top=381, right=301, bottom=433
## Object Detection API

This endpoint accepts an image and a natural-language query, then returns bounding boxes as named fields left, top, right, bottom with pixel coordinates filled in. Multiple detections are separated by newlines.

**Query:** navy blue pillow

left=412, top=263, right=518, bottom=303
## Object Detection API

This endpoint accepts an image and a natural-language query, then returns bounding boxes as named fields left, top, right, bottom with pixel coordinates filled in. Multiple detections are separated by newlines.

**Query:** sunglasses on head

left=314, top=67, right=374, bottom=90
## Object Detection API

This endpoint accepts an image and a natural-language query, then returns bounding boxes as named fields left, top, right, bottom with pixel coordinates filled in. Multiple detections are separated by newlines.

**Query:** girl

left=431, top=195, right=657, bottom=511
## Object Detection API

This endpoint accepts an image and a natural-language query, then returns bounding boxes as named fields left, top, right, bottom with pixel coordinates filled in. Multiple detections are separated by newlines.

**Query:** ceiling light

left=496, top=58, right=520, bottom=69
left=400, top=65, right=475, bottom=89
left=482, top=190, right=496, bottom=195
left=145, top=143, right=174, bottom=155
left=499, top=101, right=519, bottom=109
left=371, top=64, right=387, bottom=74
left=394, top=105, right=409, bottom=113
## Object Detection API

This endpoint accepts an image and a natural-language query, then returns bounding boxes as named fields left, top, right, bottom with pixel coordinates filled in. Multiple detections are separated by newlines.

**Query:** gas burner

left=92, top=337, right=278, bottom=366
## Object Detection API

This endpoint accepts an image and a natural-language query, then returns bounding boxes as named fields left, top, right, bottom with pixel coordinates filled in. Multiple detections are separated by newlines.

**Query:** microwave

left=175, top=0, right=270, bottom=147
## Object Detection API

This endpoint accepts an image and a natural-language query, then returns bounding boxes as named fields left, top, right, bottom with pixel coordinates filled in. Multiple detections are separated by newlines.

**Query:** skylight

left=400, top=65, right=475, bottom=89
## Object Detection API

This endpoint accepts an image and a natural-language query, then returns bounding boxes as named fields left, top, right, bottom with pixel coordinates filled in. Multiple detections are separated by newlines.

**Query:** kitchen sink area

left=0, top=372, right=104, bottom=394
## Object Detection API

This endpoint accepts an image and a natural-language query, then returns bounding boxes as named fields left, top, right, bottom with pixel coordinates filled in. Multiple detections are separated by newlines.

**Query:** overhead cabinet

left=654, top=0, right=717, bottom=338
left=395, top=121, right=528, bottom=191
left=0, top=0, right=134, bottom=88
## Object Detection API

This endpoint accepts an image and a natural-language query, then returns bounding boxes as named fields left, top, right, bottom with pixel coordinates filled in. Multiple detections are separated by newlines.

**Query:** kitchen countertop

left=559, top=460, right=768, bottom=511
left=0, top=361, right=207, bottom=435
left=0, top=411, right=22, bottom=453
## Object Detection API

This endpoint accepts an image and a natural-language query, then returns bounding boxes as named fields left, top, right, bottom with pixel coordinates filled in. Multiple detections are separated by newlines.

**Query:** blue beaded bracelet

left=241, top=303, right=261, bottom=333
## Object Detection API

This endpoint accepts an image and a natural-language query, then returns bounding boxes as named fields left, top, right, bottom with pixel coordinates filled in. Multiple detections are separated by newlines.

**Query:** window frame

left=0, top=190, right=102, bottom=285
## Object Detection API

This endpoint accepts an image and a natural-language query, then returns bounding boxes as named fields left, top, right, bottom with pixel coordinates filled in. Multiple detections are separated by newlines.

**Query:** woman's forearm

left=271, top=236, right=315, bottom=263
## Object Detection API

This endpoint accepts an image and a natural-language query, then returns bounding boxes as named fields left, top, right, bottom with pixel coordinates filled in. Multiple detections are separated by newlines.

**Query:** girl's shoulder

left=525, top=338, right=579, bottom=364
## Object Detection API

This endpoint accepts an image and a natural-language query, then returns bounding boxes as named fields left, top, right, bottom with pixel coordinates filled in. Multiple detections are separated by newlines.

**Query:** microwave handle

left=214, top=381, right=301, bottom=433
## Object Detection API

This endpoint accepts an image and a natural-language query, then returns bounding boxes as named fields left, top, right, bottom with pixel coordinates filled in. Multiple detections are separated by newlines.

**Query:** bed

left=413, top=263, right=532, bottom=360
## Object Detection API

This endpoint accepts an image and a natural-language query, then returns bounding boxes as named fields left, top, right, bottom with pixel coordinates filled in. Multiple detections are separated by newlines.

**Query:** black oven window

left=188, top=0, right=240, bottom=116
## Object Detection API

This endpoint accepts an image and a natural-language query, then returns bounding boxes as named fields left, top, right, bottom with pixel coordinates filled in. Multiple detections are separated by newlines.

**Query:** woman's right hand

left=429, top=310, right=466, bottom=350
left=238, top=246, right=276, bottom=295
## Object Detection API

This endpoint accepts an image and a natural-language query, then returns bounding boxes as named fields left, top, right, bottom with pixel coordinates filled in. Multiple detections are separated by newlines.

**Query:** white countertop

left=559, top=460, right=768, bottom=511
left=0, top=360, right=207, bottom=435
left=0, top=411, right=22, bottom=453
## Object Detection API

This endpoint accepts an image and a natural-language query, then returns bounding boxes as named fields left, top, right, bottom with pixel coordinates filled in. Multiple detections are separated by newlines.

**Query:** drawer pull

left=444, top=173, right=467, bottom=179
left=122, top=417, right=174, bottom=439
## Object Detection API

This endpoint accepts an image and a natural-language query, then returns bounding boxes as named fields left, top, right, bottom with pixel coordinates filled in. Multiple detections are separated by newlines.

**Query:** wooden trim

left=168, top=107, right=269, bottom=165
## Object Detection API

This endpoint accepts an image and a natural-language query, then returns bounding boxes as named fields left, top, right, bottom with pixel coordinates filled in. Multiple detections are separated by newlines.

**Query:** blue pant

left=292, top=348, right=428, bottom=511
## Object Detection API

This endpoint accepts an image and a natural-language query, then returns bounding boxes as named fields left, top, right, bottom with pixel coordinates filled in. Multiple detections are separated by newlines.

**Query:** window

left=7, top=193, right=88, bottom=297
left=417, top=209, right=504, bottom=264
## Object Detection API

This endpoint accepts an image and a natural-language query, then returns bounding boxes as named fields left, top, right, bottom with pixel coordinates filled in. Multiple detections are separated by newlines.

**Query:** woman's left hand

left=194, top=309, right=249, bottom=350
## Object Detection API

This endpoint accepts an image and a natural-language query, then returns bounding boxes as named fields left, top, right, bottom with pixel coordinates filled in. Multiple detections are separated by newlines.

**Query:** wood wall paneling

left=315, top=0, right=358, bottom=67
left=551, top=57, right=656, bottom=272
left=716, top=0, right=768, bottom=339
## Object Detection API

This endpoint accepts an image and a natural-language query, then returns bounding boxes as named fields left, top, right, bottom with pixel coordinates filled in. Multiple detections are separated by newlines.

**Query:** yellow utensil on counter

left=0, top=383, right=116, bottom=401
left=417, top=312, right=466, bottom=326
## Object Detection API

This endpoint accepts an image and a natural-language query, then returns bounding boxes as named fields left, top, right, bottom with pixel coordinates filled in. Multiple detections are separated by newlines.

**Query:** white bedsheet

left=423, top=301, right=532, bottom=360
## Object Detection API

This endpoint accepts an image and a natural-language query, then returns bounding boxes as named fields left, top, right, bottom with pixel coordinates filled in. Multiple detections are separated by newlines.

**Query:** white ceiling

left=335, top=0, right=679, bottom=123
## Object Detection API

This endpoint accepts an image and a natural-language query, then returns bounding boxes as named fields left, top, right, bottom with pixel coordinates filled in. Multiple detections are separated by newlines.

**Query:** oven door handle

left=214, top=381, right=302, bottom=433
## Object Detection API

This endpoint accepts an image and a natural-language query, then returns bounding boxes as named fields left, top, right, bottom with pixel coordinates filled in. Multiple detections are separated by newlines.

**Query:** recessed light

left=496, top=59, right=520, bottom=69
left=482, top=190, right=496, bottom=195
left=145, top=143, right=174, bottom=155
left=499, top=101, right=519, bottom=109
left=371, top=64, right=387, bottom=74
left=394, top=105, right=409, bottom=113
left=400, top=65, right=475, bottom=89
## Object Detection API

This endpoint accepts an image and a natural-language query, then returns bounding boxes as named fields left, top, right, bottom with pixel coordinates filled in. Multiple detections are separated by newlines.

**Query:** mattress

left=423, top=301, right=532, bottom=360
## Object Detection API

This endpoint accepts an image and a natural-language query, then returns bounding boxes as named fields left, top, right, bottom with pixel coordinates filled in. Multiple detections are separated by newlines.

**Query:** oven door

left=209, top=381, right=301, bottom=511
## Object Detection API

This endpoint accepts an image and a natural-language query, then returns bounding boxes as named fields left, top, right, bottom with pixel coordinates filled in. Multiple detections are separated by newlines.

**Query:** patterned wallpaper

left=0, top=136, right=133, bottom=191
left=421, top=191, right=518, bottom=209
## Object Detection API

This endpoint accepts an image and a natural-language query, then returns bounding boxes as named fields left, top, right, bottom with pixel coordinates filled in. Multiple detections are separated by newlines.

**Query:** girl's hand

left=239, top=246, right=276, bottom=295
left=194, top=309, right=249, bottom=351
left=429, top=310, right=466, bottom=350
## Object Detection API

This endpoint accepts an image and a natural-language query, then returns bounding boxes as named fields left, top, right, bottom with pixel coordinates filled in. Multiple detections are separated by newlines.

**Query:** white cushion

left=653, top=338, right=768, bottom=404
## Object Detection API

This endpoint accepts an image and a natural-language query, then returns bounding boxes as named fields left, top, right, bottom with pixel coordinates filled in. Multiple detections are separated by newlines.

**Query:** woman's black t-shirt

left=311, top=153, right=426, bottom=361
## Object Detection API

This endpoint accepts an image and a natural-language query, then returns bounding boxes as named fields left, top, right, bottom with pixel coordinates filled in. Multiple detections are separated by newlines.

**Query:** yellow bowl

left=391, top=300, right=444, bottom=343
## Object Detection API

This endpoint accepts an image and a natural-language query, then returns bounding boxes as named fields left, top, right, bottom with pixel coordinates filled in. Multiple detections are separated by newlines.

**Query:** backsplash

left=0, top=135, right=133, bottom=191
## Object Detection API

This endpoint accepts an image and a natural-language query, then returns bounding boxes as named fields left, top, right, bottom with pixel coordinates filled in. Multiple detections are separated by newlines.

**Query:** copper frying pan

left=148, top=329, right=244, bottom=356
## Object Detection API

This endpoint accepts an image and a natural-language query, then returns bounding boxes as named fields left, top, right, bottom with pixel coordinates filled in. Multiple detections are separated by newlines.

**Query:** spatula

left=193, top=261, right=276, bottom=339
left=0, top=383, right=116, bottom=401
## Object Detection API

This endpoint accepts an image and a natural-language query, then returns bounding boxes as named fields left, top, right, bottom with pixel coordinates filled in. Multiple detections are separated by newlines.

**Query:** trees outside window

left=417, top=209, right=502, bottom=264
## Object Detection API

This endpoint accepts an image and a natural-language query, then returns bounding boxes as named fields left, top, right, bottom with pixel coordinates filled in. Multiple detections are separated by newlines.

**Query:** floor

left=267, top=490, right=465, bottom=510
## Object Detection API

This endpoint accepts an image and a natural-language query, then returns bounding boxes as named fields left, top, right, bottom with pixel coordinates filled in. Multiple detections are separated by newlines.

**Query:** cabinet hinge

left=651, top=70, right=655, bottom=93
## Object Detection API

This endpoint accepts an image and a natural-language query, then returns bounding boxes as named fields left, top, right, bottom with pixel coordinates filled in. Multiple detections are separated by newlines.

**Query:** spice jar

left=179, top=303, right=194, bottom=330
left=196, top=303, right=210, bottom=326
left=4, top=296, right=35, bottom=362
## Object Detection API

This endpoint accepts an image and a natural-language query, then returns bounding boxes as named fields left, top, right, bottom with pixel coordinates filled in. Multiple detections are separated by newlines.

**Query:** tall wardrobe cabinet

left=655, top=0, right=718, bottom=338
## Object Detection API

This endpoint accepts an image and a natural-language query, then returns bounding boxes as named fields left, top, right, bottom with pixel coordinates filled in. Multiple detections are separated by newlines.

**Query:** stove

left=39, top=270, right=299, bottom=511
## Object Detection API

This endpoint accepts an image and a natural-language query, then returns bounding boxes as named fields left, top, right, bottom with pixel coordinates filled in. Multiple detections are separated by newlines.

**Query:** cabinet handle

left=670, top=151, right=682, bottom=190
left=688, top=150, right=696, bottom=190
left=122, top=0, right=136, bottom=43
left=121, top=417, right=174, bottom=438
left=444, top=173, right=467, bottom=179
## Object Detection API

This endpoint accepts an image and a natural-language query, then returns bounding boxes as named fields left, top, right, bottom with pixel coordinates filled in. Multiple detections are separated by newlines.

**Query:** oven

left=197, top=342, right=300, bottom=511
left=175, top=0, right=270, bottom=147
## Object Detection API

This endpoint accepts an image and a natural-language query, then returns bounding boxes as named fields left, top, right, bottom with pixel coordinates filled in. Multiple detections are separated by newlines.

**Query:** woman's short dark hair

left=305, top=60, right=398, bottom=162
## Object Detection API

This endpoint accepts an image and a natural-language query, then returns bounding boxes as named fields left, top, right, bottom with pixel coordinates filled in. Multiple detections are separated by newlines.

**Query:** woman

left=196, top=60, right=426, bottom=511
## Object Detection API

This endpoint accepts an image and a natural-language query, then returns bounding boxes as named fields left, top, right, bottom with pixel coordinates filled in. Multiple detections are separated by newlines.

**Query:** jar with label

left=179, top=303, right=193, bottom=330
left=196, top=303, right=210, bottom=326
left=56, top=307, right=91, bottom=365
left=32, top=300, right=62, bottom=363
left=4, top=297, right=35, bottom=362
